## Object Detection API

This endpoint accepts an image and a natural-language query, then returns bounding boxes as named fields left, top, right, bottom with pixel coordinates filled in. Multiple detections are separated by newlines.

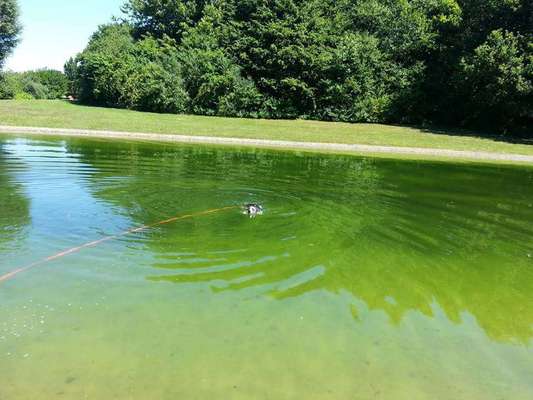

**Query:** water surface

left=1, top=135, right=532, bottom=399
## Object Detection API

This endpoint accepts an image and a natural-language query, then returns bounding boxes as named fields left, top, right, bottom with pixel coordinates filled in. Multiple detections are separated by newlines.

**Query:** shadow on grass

left=394, top=121, right=533, bottom=146
left=65, top=100, right=533, bottom=146
left=411, top=126, right=533, bottom=145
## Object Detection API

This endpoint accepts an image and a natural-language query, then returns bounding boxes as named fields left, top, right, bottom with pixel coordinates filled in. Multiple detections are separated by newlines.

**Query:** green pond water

left=1, top=135, right=533, bottom=399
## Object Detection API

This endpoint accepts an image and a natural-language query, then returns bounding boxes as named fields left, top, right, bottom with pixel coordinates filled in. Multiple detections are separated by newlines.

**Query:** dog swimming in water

left=243, top=203, right=263, bottom=217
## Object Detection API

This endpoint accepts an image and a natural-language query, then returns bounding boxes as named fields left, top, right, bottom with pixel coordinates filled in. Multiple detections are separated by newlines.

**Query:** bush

left=21, top=78, right=49, bottom=99
left=74, top=24, right=188, bottom=113
left=74, top=24, right=136, bottom=105
left=217, top=75, right=264, bottom=117
left=25, top=69, right=68, bottom=98
left=316, top=34, right=399, bottom=122
left=124, top=37, right=189, bottom=113
left=0, top=73, right=18, bottom=99
left=177, top=6, right=263, bottom=117
left=178, top=45, right=262, bottom=116
left=0, top=69, right=68, bottom=100
left=14, top=91, right=34, bottom=100
left=459, top=30, right=533, bottom=133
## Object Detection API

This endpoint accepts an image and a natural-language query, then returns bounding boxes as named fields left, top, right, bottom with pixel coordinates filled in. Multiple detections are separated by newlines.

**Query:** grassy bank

left=1, top=100, right=532, bottom=156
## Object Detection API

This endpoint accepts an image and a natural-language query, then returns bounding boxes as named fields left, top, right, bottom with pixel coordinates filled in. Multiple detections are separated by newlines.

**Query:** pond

left=1, top=135, right=532, bottom=399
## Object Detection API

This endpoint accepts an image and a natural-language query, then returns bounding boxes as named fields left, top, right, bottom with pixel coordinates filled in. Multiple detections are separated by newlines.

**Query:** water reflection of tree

left=66, top=140, right=533, bottom=344
left=0, top=142, right=30, bottom=249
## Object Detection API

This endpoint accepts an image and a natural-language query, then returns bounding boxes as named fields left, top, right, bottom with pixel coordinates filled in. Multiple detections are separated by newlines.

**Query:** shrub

left=0, top=73, right=18, bottom=99
left=21, top=78, right=49, bottom=99
left=14, top=91, right=33, bottom=100
left=0, top=69, right=68, bottom=100
left=75, top=24, right=188, bottom=113
left=316, top=34, right=398, bottom=122
left=459, top=30, right=533, bottom=133
left=25, top=69, right=68, bottom=98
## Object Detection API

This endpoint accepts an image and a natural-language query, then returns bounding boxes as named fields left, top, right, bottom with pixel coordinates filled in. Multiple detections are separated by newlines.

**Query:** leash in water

left=0, top=205, right=238, bottom=284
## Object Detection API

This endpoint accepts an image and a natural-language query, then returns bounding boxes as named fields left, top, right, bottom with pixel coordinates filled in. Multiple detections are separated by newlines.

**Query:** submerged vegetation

left=2, top=136, right=533, bottom=399
left=61, top=0, right=533, bottom=136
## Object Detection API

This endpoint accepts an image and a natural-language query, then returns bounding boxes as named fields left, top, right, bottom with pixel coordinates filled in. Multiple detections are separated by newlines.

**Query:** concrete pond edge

left=1, top=125, right=533, bottom=164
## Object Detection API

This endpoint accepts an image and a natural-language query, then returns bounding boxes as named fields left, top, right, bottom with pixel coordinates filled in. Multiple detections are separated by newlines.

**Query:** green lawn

left=1, top=100, right=532, bottom=156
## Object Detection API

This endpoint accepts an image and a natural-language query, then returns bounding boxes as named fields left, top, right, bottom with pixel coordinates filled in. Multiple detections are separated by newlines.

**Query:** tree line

left=0, top=69, right=69, bottom=99
left=1, top=0, right=532, bottom=135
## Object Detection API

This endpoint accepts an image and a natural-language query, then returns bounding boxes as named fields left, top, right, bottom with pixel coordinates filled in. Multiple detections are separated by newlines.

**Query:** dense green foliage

left=0, top=0, right=21, bottom=68
left=68, top=0, right=532, bottom=135
left=70, top=24, right=188, bottom=113
left=0, top=69, right=69, bottom=99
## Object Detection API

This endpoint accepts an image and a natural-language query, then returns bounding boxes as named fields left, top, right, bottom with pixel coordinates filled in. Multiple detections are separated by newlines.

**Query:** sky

left=5, top=0, right=124, bottom=72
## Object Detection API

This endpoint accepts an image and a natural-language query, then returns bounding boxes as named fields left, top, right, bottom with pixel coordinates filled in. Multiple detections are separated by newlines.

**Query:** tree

left=178, top=4, right=263, bottom=116
left=0, top=71, right=18, bottom=98
left=0, top=69, right=68, bottom=99
left=64, top=57, right=78, bottom=97
left=69, top=0, right=533, bottom=135
left=316, top=33, right=408, bottom=123
left=75, top=23, right=189, bottom=113
left=24, top=69, right=68, bottom=98
left=459, top=29, right=532, bottom=133
left=123, top=0, right=209, bottom=41
left=0, top=0, right=21, bottom=68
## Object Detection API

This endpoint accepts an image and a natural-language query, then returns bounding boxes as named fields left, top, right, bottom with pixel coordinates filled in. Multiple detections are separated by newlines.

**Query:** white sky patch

left=3, top=0, right=123, bottom=72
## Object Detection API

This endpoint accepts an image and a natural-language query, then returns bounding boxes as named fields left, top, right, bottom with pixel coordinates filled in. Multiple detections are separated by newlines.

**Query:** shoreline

left=2, top=125, right=533, bottom=165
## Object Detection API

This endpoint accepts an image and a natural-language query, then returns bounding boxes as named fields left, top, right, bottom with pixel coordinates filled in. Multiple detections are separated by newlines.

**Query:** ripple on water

left=1, top=135, right=533, bottom=400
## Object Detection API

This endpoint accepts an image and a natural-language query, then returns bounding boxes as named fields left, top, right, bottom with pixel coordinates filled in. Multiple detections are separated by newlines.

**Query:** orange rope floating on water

left=0, top=205, right=237, bottom=284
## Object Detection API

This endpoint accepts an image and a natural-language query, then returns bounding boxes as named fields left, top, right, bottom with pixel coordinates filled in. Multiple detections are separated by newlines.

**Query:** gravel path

left=2, top=125, right=533, bottom=164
